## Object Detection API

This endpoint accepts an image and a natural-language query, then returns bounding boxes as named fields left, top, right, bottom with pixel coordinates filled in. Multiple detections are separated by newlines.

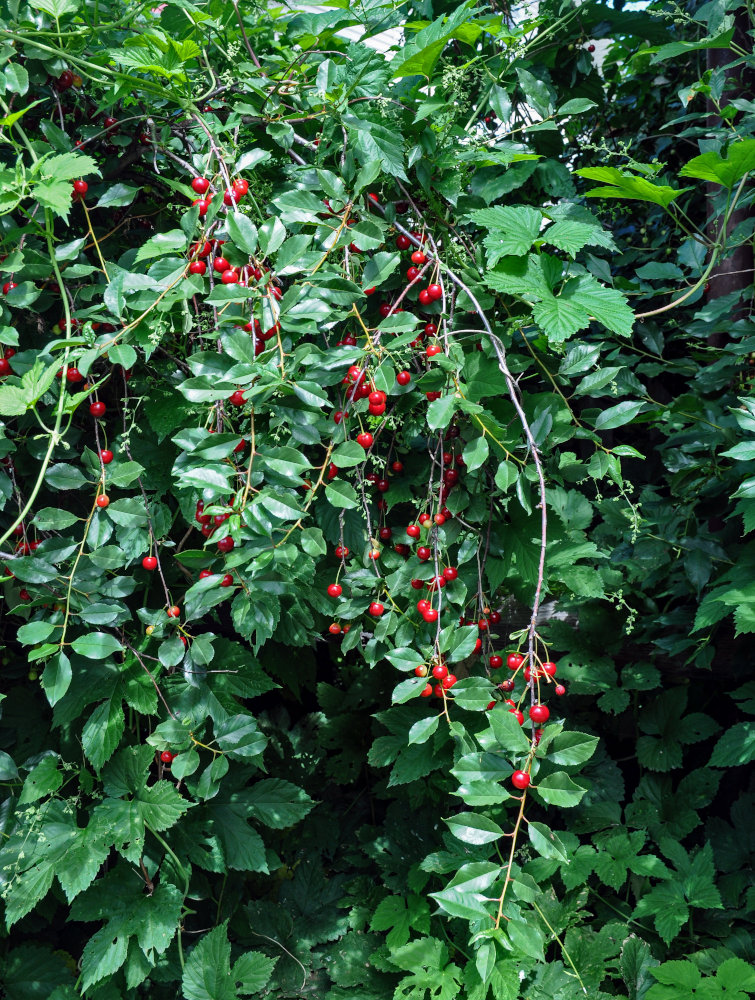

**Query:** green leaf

left=528, top=821, right=570, bottom=862
left=426, top=395, right=458, bottom=430
left=576, top=166, right=685, bottom=208
left=445, top=811, right=504, bottom=845
left=468, top=206, right=543, bottom=261
left=548, top=730, right=599, bottom=766
left=408, top=715, right=440, bottom=745
left=134, top=229, right=187, bottom=264
left=330, top=440, right=367, bottom=468
left=31, top=0, right=80, bottom=15
left=325, top=480, right=360, bottom=508
left=246, top=778, right=313, bottom=828
left=19, top=755, right=62, bottom=803
left=536, top=771, right=587, bottom=807
left=226, top=211, right=258, bottom=255
left=708, top=721, right=755, bottom=767
left=557, top=98, right=598, bottom=115
left=182, top=923, right=236, bottom=1000
left=95, top=183, right=139, bottom=208
left=487, top=707, right=531, bottom=753
left=41, top=651, right=72, bottom=707
left=214, top=714, right=266, bottom=760
left=392, top=677, right=430, bottom=704
left=82, top=697, right=125, bottom=771
left=231, top=952, right=277, bottom=994
left=71, top=632, right=123, bottom=659
left=594, top=400, right=646, bottom=431
left=679, top=138, right=755, bottom=187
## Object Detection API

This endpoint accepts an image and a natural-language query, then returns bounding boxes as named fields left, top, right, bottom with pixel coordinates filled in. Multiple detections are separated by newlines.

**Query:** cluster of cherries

left=190, top=174, right=250, bottom=217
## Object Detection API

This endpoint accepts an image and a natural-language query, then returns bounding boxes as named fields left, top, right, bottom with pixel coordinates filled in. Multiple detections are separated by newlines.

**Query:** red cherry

left=588, top=42, right=596, bottom=52
left=364, top=287, right=376, bottom=296
left=167, top=605, right=180, bottom=618
left=0, top=358, right=11, bottom=375
left=555, top=684, right=566, bottom=696
left=511, top=770, right=530, bottom=790
left=369, top=601, right=384, bottom=617
left=327, top=583, right=342, bottom=598
left=89, top=401, right=106, bottom=417
left=368, top=548, right=381, bottom=560
left=489, top=610, right=501, bottom=624
left=213, top=257, right=230, bottom=273
left=418, top=289, right=431, bottom=306
left=379, top=527, right=392, bottom=540
left=96, top=495, right=109, bottom=508
left=425, top=391, right=441, bottom=401
left=192, top=177, right=210, bottom=194
left=433, top=514, right=445, bottom=526
left=406, top=266, right=420, bottom=283
left=411, top=250, right=427, bottom=265
left=229, top=390, right=246, bottom=406
left=434, top=684, right=444, bottom=698
left=489, top=655, right=503, bottom=669
left=329, top=622, right=342, bottom=635
left=220, top=573, right=234, bottom=587
left=3, top=281, right=18, bottom=295
left=56, top=70, right=74, bottom=89
left=421, top=606, right=438, bottom=624
left=442, top=566, right=458, bottom=581
left=189, top=261, right=207, bottom=276
left=103, top=116, right=118, bottom=130
left=426, top=344, right=442, bottom=358
left=396, top=371, right=411, bottom=386
left=368, top=390, right=386, bottom=405
left=391, top=460, right=403, bottom=473
left=356, top=432, right=373, bottom=449
left=193, top=198, right=212, bottom=216
left=415, top=665, right=428, bottom=677
left=529, top=704, right=550, bottom=723
left=217, top=535, right=234, bottom=553
left=19, top=589, right=30, bottom=601
left=379, top=303, right=393, bottom=318
left=233, top=178, right=249, bottom=196
left=542, top=661, right=557, bottom=676
left=221, top=269, right=238, bottom=285
left=421, top=683, right=433, bottom=697
left=416, top=546, right=431, bottom=561
left=442, top=673, right=457, bottom=689
left=99, top=449, right=114, bottom=464
left=407, top=524, right=421, bottom=539
left=73, top=179, right=88, bottom=196
left=335, top=545, right=349, bottom=558
left=427, top=283, right=442, bottom=301
left=510, top=708, right=524, bottom=725
left=425, top=323, right=438, bottom=336
left=142, top=556, right=158, bottom=571
left=199, top=569, right=212, bottom=579
left=500, top=679, right=515, bottom=692
left=507, top=653, right=524, bottom=670
left=432, top=664, right=448, bottom=680
left=160, top=750, right=175, bottom=763
left=396, top=234, right=411, bottom=250
left=411, top=579, right=424, bottom=590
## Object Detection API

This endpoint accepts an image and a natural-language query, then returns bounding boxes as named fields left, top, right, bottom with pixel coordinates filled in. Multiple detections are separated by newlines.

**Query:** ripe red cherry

left=510, top=709, right=524, bottom=725
left=2, top=282, right=16, bottom=296
left=425, top=323, right=438, bottom=337
left=391, top=460, right=403, bottom=473
left=425, top=391, right=441, bottom=401
left=500, top=679, right=515, bottom=692
left=473, top=638, right=482, bottom=654
left=555, top=684, right=566, bottom=696
left=19, top=588, right=30, bottom=601
left=233, top=178, right=249, bottom=196
left=511, top=770, right=530, bottom=790
left=193, top=198, right=212, bottom=216
left=507, top=653, right=524, bottom=670
left=356, top=432, right=373, bottom=449
left=542, top=661, right=557, bottom=676
left=418, top=513, right=431, bottom=525
left=418, top=289, right=431, bottom=306
left=407, top=524, right=421, bottom=538
left=192, top=177, right=210, bottom=194
left=489, top=610, right=501, bottom=624
left=428, top=283, right=443, bottom=300
left=199, top=569, right=212, bottom=579
left=96, top=495, right=109, bottom=508
left=0, top=358, right=10, bottom=376
left=103, top=116, right=118, bottom=130
left=417, top=546, right=431, bottom=561
left=56, top=69, right=74, bottom=89
left=423, top=607, right=439, bottom=623
left=426, top=344, right=442, bottom=358
left=220, top=573, right=234, bottom=587
left=379, top=303, right=393, bottom=318
left=189, top=261, right=207, bottom=276
left=421, top=683, right=433, bottom=697
left=167, top=605, right=180, bottom=618
left=587, top=42, right=596, bottom=52
left=217, top=535, right=234, bottom=553
left=328, top=622, right=342, bottom=635
left=327, top=583, right=342, bottom=598
left=394, top=543, right=409, bottom=556
left=478, top=618, right=489, bottom=631
left=396, top=234, right=411, bottom=250
left=220, top=269, right=238, bottom=285
left=229, top=390, right=246, bottom=406
left=369, top=601, right=384, bottom=617
left=73, top=179, right=88, bottom=196
left=411, top=579, right=424, bottom=590
left=213, top=257, right=230, bottom=273
left=379, top=526, right=392, bottom=540
left=406, top=266, right=420, bottom=283
left=99, top=449, right=114, bottom=464
left=160, top=750, right=175, bottom=763
left=89, top=401, right=106, bottom=417
left=489, top=655, right=503, bottom=669
left=368, top=548, right=381, bottom=560
left=369, top=390, right=386, bottom=405
left=417, top=599, right=431, bottom=613
left=415, top=665, right=428, bottom=677
left=442, top=673, right=457, bottom=689
left=442, top=566, right=458, bottom=581
left=335, top=545, right=348, bottom=558
left=396, top=370, right=411, bottom=386
left=529, top=704, right=550, bottom=723
left=411, top=250, right=427, bottom=265
left=432, top=663, right=448, bottom=680
left=142, top=556, right=158, bottom=570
